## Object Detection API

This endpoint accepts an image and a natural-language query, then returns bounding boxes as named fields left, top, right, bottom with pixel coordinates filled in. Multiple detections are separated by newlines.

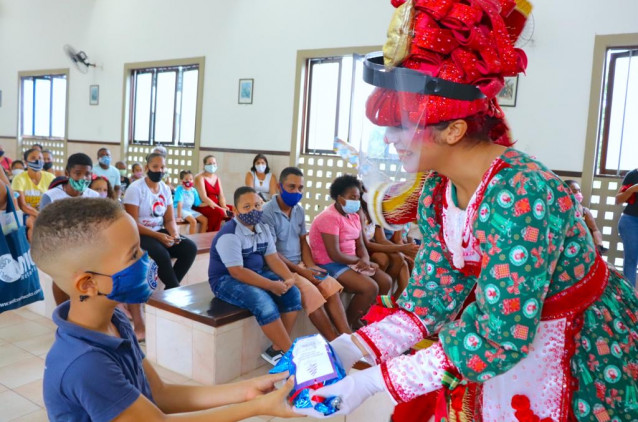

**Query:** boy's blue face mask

left=87, top=252, right=158, bottom=304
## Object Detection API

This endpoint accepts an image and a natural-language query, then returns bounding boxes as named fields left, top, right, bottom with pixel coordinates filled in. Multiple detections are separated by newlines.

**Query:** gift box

left=596, top=338, right=610, bottom=356
left=270, top=334, right=346, bottom=416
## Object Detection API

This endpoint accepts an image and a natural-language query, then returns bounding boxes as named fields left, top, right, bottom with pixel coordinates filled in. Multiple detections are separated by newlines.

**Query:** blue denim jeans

left=619, top=213, right=638, bottom=287
left=212, top=269, right=302, bottom=326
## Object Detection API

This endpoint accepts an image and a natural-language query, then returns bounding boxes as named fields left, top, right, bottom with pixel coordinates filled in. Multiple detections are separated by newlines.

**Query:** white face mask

left=11, top=169, right=24, bottom=176
left=255, top=164, right=267, bottom=173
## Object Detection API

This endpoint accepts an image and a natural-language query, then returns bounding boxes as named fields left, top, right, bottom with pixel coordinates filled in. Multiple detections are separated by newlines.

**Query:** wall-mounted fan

left=63, top=44, right=96, bottom=74
left=515, top=13, right=535, bottom=48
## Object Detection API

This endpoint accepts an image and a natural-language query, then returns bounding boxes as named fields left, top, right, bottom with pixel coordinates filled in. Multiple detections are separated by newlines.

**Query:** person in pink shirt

left=309, top=174, right=391, bottom=329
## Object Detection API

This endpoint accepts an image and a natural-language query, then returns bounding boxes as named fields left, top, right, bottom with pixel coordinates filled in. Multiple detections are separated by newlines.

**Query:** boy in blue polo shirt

left=261, top=167, right=351, bottom=341
left=209, top=186, right=302, bottom=365
left=32, top=198, right=298, bottom=421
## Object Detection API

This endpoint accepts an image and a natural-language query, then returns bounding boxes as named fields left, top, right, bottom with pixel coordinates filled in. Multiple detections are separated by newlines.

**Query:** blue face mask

left=88, top=252, right=158, bottom=304
left=342, top=199, right=360, bottom=214
left=98, top=156, right=111, bottom=166
left=237, top=209, right=263, bottom=226
left=27, top=160, right=43, bottom=172
left=204, top=164, right=217, bottom=174
left=279, top=184, right=303, bottom=207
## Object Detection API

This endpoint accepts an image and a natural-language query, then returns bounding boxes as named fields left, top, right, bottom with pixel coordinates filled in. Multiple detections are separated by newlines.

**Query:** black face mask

left=147, top=170, right=164, bottom=183
left=43, top=162, right=54, bottom=171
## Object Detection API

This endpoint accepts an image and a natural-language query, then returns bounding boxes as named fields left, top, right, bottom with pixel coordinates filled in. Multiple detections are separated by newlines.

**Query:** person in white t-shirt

left=93, top=147, right=121, bottom=198
left=123, top=153, right=196, bottom=290
left=40, top=153, right=100, bottom=211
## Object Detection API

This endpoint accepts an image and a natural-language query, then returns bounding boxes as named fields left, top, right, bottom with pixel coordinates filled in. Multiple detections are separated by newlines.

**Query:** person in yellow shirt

left=11, top=148, right=55, bottom=237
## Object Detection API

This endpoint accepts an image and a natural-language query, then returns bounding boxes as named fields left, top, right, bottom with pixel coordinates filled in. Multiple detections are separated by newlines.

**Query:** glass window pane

left=22, top=79, right=34, bottom=136
left=133, top=73, right=152, bottom=142
left=179, top=69, right=198, bottom=144
left=155, top=71, right=176, bottom=144
left=307, top=61, right=339, bottom=151
left=606, top=54, right=638, bottom=172
left=336, top=56, right=353, bottom=142
left=51, top=76, right=67, bottom=138
left=34, top=78, right=51, bottom=137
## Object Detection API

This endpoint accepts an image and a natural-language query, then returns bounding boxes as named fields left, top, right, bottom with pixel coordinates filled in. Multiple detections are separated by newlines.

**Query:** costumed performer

left=297, top=0, right=638, bottom=421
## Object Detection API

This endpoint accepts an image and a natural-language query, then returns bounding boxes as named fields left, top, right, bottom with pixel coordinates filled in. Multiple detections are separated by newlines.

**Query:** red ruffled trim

left=362, top=303, right=400, bottom=325
left=356, top=330, right=384, bottom=364
left=382, top=361, right=406, bottom=403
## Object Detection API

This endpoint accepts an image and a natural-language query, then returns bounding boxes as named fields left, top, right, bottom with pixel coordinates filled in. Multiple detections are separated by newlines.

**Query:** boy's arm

left=113, top=376, right=297, bottom=421
left=264, top=252, right=295, bottom=281
left=144, top=359, right=289, bottom=412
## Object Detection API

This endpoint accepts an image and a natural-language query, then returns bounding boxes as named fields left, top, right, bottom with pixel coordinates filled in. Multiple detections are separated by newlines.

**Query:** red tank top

left=204, top=177, right=221, bottom=205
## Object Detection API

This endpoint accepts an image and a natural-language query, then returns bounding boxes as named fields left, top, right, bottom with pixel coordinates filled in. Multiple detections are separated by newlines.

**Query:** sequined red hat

left=365, top=0, right=532, bottom=142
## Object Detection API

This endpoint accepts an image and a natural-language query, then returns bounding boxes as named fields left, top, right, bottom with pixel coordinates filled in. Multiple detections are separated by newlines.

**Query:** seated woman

left=245, top=154, right=277, bottom=201
left=89, top=176, right=115, bottom=200
left=174, top=170, right=208, bottom=234
left=193, top=155, right=232, bottom=232
left=123, top=153, right=197, bottom=290
left=11, top=148, right=55, bottom=238
left=565, top=179, right=606, bottom=253
left=359, top=199, right=418, bottom=300
left=309, top=174, right=392, bottom=329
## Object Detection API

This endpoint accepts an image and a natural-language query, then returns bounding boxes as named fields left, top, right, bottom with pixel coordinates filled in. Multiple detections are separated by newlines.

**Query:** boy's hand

left=283, top=277, right=296, bottom=290
left=255, top=376, right=299, bottom=418
left=269, top=280, right=288, bottom=296
left=399, top=243, right=419, bottom=258
left=242, top=371, right=288, bottom=400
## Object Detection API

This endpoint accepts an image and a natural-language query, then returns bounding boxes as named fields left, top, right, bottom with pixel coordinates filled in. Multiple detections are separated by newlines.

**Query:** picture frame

left=497, top=76, right=518, bottom=107
left=238, top=78, right=253, bottom=104
left=89, top=84, right=99, bottom=106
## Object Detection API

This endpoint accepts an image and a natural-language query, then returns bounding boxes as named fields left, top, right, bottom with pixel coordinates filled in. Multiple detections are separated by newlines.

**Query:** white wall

left=1, top=0, right=637, bottom=171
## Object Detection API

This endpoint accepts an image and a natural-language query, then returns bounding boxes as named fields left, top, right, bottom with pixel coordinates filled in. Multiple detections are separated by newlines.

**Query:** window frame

left=18, top=69, right=69, bottom=141
left=127, top=63, right=200, bottom=148
left=290, top=47, right=380, bottom=163
left=596, top=47, right=638, bottom=176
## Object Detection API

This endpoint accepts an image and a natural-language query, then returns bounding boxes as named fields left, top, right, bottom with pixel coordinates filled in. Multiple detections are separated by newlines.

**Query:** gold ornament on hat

left=383, top=0, right=415, bottom=68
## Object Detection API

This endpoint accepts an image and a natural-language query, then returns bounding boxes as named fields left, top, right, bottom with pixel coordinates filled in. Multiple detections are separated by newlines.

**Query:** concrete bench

left=145, top=282, right=317, bottom=385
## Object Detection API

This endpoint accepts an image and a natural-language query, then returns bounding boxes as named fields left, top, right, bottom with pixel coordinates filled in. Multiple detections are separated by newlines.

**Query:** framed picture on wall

left=238, top=78, right=253, bottom=104
left=497, top=76, right=518, bottom=107
left=89, top=85, right=99, bottom=105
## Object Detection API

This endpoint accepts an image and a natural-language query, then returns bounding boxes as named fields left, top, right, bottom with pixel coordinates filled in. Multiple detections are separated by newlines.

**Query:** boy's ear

left=74, top=273, right=101, bottom=298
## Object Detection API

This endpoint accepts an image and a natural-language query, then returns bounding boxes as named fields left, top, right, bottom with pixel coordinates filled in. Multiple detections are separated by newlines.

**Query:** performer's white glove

left=295, top=366, right=386, bottom=418
left=330, top=334, right=364, bottom=373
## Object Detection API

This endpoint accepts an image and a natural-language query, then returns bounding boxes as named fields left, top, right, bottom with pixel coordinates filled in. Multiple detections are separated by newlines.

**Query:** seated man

left=32, top=198, right=298, bottom=421
left=262, top=167, right=351, bottom=341
left=209, top=186, right=302, bottom=365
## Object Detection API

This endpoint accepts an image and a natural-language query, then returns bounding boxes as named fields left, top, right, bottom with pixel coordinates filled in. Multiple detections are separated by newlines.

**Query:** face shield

left=342, top=52, right=485, bottom=230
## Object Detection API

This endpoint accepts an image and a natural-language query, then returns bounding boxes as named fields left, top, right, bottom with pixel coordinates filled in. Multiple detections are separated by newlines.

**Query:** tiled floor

left=0, top=308, right=337, bottom=422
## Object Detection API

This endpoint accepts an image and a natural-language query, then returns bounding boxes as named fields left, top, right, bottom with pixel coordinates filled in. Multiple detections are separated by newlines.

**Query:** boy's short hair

left=179, top=170, right=192, bottom=179
left=97, top=147, right=109, bottom=157
left=31, top=198, right=125, bottom=272
left=329, top=174, right=361, bottom=200
left=234, top=186, right=257, bottom=206
left=279, top=167, right=303, bottom=184
left=11, top=160, right=24, bottom=169
left=66, top=153, right=93, bottom=172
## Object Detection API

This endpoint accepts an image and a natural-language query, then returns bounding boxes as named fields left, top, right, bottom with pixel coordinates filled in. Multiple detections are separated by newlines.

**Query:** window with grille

left=20, top=74, right=67, bottom=139
left=596, top=47, right=638, bottom=176
left=303, top=54, right=375, bottom=154
left=129, top=64, right=199, bottom=147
